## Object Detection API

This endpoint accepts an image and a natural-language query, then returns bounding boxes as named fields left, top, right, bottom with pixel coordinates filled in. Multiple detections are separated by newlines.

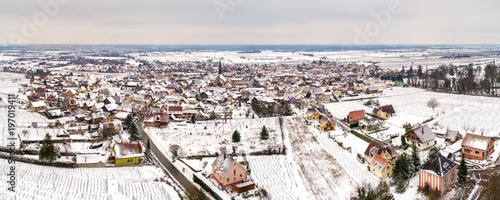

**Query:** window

left=444, top=176, right=447, bottom=183
left=465, top=149, right=470, bottom=153
left=240, top=174, right=242, bottom=178
left=227, top=178, right=229, bottom=182
left=475, top=151, right=479, bottom=154
left=483, top=152, right=485, bottom=157
left=234, top=170, right=236, bottom=175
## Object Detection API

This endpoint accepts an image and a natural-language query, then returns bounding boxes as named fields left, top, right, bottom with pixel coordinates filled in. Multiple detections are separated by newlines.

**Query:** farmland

left=0, top=159, right=180, bottom=200
left=247, top=155, right=304, bottom=200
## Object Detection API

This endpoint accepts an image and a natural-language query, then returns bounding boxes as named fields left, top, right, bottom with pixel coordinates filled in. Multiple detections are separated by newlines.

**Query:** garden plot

left=284, top=117, right=374, bottom=200
left=309, top=127, right=379, bottom=187
left=147, top=117, right=283, bottom=157
left=0, top=159, right=180, bottom=200
left=247, top=155, right=304, bottom=200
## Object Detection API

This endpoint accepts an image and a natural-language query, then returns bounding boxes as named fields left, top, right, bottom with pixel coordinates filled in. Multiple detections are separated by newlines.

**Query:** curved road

left=135, top=116, right=196, bottom=191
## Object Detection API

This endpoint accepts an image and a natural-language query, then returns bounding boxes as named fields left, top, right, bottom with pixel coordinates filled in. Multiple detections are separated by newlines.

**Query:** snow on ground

left=379, top=87, right=500, bottom=137
left=0, top=159, right=179, bottom=200
left=283, top=117, right=380, bottom=200
left=147, top=117, right=283, bottom=157
left=327, top=87, right=500, bottom=138
left=324, top=101, right=372, bottom=119
left=391, top=175, right=424, bottom=200
left=247, top=155, right=304, bottom=200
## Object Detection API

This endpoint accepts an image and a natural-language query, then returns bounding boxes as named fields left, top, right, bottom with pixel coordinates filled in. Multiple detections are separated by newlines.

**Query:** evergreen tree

left=392, top=154, right=411, bottom=193
left=87, top=93, right=91, bottom=99
left=457, top=154, right=468, bottom=186
left=305, top=92, right=311, bottom=98
left=400, top=135, right=407, bottom=147
left=129, top=123, right=139, bottom=140
left=39, top=133, right=56, bottom=163
left=232, top=130, right=241, bottom=143
left=124, top=114, right=133, bottom=129
left=191, top=114, right=196, bottom=123
left=260, top=126, right=269, bottom=140
left=429, top=146, right=439, bottom=157
left=411, top=145, right=420, bottom=173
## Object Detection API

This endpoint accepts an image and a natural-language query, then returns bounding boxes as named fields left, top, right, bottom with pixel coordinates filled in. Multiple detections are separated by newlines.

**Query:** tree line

left=381, top=63, right=499, bottom=96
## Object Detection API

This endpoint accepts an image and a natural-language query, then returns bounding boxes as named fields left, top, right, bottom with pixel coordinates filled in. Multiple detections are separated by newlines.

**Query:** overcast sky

left=0, top=0, right=499, bottom=45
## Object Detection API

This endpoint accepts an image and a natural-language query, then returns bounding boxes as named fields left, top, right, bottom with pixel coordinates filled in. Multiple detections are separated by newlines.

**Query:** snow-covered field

left=283, top=117, right=378, bottom=199
left=0, top=159, right=179, bottom=200
left=247, top=155, right=304, bottom=200
left=327, top=87, right=500, bottom=137
left=147, top=117, right=283, bottom=157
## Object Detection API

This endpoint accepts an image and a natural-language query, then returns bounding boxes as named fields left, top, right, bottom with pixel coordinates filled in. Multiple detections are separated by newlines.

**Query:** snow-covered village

left=2, top=1, right=500, bottom=200
left=1, top=44, right=500, bottom=200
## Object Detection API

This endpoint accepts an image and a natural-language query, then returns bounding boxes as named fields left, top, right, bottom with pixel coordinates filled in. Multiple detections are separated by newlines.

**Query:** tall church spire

left=218, top=60, right=222, bottom=75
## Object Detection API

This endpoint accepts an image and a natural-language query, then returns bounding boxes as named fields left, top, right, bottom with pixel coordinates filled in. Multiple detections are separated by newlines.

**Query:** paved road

left=136, top=114, right=196, bottom=191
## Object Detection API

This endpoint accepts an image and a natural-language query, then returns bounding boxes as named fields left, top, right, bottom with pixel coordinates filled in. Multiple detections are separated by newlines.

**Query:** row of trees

left=251, top=101, right=293, bottom=118
left=386, top=63, right=500, bottom=96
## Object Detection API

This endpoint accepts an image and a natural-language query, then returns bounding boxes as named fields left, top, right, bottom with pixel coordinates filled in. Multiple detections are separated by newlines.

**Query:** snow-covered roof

left=418, top=153, right=457, bottom=177
left=461, top=133, right=492, bottom=151
left=31, top=100, right=46, bottom=107
left=114, top=142, right=143, bottom=159
left=76, top=154, right=103, bottom=164
left=412, top=125, right=436, bottom=143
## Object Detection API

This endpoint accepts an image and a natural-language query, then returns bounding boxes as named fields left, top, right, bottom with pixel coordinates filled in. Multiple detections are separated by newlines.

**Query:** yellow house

left=364, top=141, right=398, bottom=164
left=307, top=108, right=321, bottom=120
left=369, top=153, right=393, bottom=179
left=306, top=98, right=316, bottom=108
left=320, top=117, right=335, bottom=131
left=112, top=142, right=143, bottom=166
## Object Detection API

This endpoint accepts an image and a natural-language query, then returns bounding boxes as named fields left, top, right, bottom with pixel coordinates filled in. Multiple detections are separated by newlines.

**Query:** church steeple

left=218, top=60, right=222, bottom=75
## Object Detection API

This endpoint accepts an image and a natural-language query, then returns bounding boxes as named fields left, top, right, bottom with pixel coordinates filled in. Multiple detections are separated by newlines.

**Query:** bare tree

left=427, top=98, right=440, bottom=111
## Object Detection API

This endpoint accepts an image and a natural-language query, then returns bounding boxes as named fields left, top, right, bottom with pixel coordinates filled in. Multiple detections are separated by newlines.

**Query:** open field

left=0, top=159, right=179, bottom=200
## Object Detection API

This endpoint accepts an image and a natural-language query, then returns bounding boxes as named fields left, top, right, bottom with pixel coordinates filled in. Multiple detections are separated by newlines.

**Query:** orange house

left=461, top=133, right=495, bottom=161
left=348, top=110, right=365, bottom=124
left=212, top=152, right=247, bottom=190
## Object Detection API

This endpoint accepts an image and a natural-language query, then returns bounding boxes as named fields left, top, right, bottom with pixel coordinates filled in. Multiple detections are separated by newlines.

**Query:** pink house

left=212, top=152, right=247, bottom=190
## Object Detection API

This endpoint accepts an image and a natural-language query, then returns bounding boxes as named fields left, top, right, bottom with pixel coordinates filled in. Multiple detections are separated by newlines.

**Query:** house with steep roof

left=368, top=153, right=393, bottom=179
left=373, top=105, right=396, bottom=118
left=461, top=133, right=495, bottom=161
left=319, top=117, right=335, bottom=131
left=307, top=107, right=326, bottom=120
left=418, top=153, right=458, bottom=195
left=212, top=152, right=247, bottom=190
left=364, top=140, right=398, bottom=163
left=348, top=110, right=365, bottom=125
left=404, top=125, right=436, bottom=150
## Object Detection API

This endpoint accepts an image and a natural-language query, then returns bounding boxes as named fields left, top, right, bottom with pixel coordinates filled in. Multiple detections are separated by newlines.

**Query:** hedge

left=193, top=174, right=222, bottom=200
left=350, top=130, right=372, bottom=143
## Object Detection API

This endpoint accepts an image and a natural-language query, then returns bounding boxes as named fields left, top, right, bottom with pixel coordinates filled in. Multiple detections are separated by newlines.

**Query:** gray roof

left=412, top=125, right=436, bottom=143
left=418, top=153, right=457, bottom=177
left=212, top=152, right=236, bottom=178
